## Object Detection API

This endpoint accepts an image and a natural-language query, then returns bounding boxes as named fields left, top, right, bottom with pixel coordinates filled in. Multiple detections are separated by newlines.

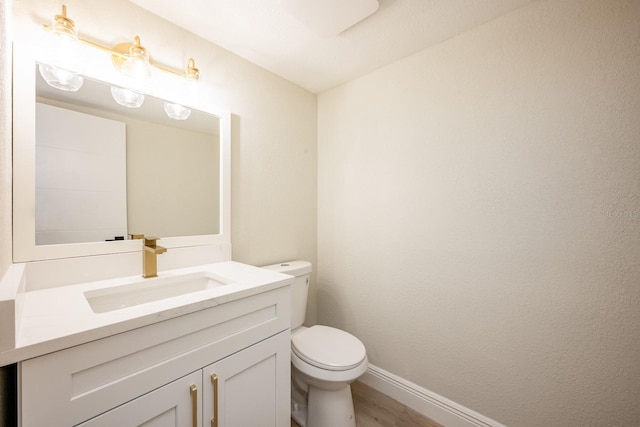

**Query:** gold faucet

left=131, top=234, right=167, bottom=278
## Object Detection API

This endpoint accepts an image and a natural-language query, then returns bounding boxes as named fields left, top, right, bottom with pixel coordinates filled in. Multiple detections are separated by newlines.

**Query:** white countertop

left=0, top=261, right=292, bottom=366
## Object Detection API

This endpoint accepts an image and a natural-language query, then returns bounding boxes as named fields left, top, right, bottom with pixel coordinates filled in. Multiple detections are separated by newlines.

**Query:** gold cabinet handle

left=211, top=374, right=219, bottom=427
left=190, top=384, right=198, bottom=427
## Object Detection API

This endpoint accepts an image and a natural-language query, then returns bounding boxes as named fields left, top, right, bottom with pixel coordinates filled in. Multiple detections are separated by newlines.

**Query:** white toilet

left=263, top=261, right=368, bottom=427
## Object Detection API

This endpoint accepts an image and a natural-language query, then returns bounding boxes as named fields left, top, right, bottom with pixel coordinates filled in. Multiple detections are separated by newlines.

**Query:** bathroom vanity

left=3, top=262, right=293, bottom=427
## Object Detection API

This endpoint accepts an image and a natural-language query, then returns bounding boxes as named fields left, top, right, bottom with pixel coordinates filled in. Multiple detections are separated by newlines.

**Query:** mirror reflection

left=35, top=66, right=220, bottom=245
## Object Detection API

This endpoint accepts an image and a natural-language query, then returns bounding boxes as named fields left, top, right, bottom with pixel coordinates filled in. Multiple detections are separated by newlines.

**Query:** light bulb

left=117, top=36, right=152, bottom=92
left=121, top=54, right=152, bottom=82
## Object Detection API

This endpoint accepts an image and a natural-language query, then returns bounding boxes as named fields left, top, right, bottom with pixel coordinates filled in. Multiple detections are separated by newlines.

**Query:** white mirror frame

left=13, top=41, right=231, bottom=262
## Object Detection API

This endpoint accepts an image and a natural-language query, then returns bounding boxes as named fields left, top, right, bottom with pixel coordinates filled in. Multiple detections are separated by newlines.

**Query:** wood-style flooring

left=291, top=381, right=444, bottom=427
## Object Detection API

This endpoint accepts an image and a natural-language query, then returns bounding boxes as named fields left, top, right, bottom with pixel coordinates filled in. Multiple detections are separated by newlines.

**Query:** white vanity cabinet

left=18, top=286, right=291, bottom=427
left=77, top=332, right=289, bottom=427
left=77, top=370, right=204, bottom=427
left=202, top=331, right=289, bottom=426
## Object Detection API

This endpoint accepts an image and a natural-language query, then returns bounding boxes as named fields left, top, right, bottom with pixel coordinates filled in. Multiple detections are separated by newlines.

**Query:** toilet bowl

left=291, top=325, right=368, bottom=427
left=262, top=261, right=368, bottom=427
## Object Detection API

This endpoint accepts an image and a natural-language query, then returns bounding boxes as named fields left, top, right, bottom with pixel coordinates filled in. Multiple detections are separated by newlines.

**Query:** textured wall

left=11, top=0, right=318, bottom=321
left=317, top=0, right=640, bottom=425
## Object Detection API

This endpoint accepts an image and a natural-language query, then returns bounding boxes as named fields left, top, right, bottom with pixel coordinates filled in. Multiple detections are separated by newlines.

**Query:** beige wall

left=10, top=0, right=318, bottom=321
left=126, top=119, right=220, bottom=238
left=0, top=0, right=12, bottom=278
left=317, top=1, right=640, bottom=426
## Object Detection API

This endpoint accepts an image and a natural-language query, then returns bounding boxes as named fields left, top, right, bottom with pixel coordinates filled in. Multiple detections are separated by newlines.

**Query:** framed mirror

left=13, top=42, right=231, bottom=262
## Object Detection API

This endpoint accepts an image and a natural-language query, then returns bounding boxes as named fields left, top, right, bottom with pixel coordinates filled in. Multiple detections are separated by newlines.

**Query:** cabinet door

left=77, top=371, right=202, bottom=427
left=203, top=331, right=290, bottom=427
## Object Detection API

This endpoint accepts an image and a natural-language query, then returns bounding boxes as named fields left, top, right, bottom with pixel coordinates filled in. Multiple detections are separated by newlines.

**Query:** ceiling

left=129, top=0, right=534, bottom=94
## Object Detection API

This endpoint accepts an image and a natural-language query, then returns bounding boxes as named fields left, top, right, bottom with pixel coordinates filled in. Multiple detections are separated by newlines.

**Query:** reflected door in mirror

left=36, top=103, right=127, bottom=244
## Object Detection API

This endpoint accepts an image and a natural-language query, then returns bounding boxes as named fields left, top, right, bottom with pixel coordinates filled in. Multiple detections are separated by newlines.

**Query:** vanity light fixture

left=41, top=5, right=200, bottom=116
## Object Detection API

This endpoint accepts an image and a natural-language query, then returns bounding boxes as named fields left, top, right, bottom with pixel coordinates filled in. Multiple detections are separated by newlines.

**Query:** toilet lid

left=291, top=325, right=366, bottom=371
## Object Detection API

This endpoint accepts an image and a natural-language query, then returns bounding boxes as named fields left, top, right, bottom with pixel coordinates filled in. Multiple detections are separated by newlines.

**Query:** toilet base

left=291, top=381, right=308, bottom=426
left=306, top=384, right=356, bottom=427
left=291, top=401, right=308, bottom=427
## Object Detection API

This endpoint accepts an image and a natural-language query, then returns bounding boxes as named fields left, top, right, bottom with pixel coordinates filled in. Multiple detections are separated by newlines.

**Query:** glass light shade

left=39, top=17, right=84, bottom=91
left=120, top=51, right=152, bottom=82
left=38, top=63, right=84, bottom=91
left=163, top=102, right=192, bottom=120
left=111, top=86, right=145, bottom=108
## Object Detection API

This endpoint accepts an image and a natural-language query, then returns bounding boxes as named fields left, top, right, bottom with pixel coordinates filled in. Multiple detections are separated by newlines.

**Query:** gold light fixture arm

left=186, top=58, right=200, bottom=80
left=51, top=5, right=76, bottom=35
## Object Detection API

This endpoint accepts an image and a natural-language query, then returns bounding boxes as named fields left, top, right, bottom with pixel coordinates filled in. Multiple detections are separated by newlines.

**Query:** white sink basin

left=84, top=272, right=232, bottom=313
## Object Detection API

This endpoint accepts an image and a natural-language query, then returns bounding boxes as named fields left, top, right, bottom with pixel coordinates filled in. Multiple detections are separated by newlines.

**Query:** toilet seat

left=292, top=325, right=366, bottom=371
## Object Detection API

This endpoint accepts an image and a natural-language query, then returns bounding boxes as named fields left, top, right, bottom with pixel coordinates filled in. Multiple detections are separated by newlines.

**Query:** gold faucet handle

left=144, top=236, right=161, bottom=247
left=131, top=234, right=162, bottom=247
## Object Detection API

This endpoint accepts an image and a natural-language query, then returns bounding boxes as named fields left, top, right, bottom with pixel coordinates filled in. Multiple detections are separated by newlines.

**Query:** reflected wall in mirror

left=35, top=66, right=220, bottom=245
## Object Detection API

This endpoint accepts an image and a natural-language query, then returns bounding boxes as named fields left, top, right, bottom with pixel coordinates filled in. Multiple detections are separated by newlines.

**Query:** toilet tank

left=262, top=260, right=312, bottom=330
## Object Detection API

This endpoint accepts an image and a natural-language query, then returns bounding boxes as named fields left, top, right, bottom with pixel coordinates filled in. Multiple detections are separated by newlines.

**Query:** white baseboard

left=359, top=364, right=506, bottom=427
